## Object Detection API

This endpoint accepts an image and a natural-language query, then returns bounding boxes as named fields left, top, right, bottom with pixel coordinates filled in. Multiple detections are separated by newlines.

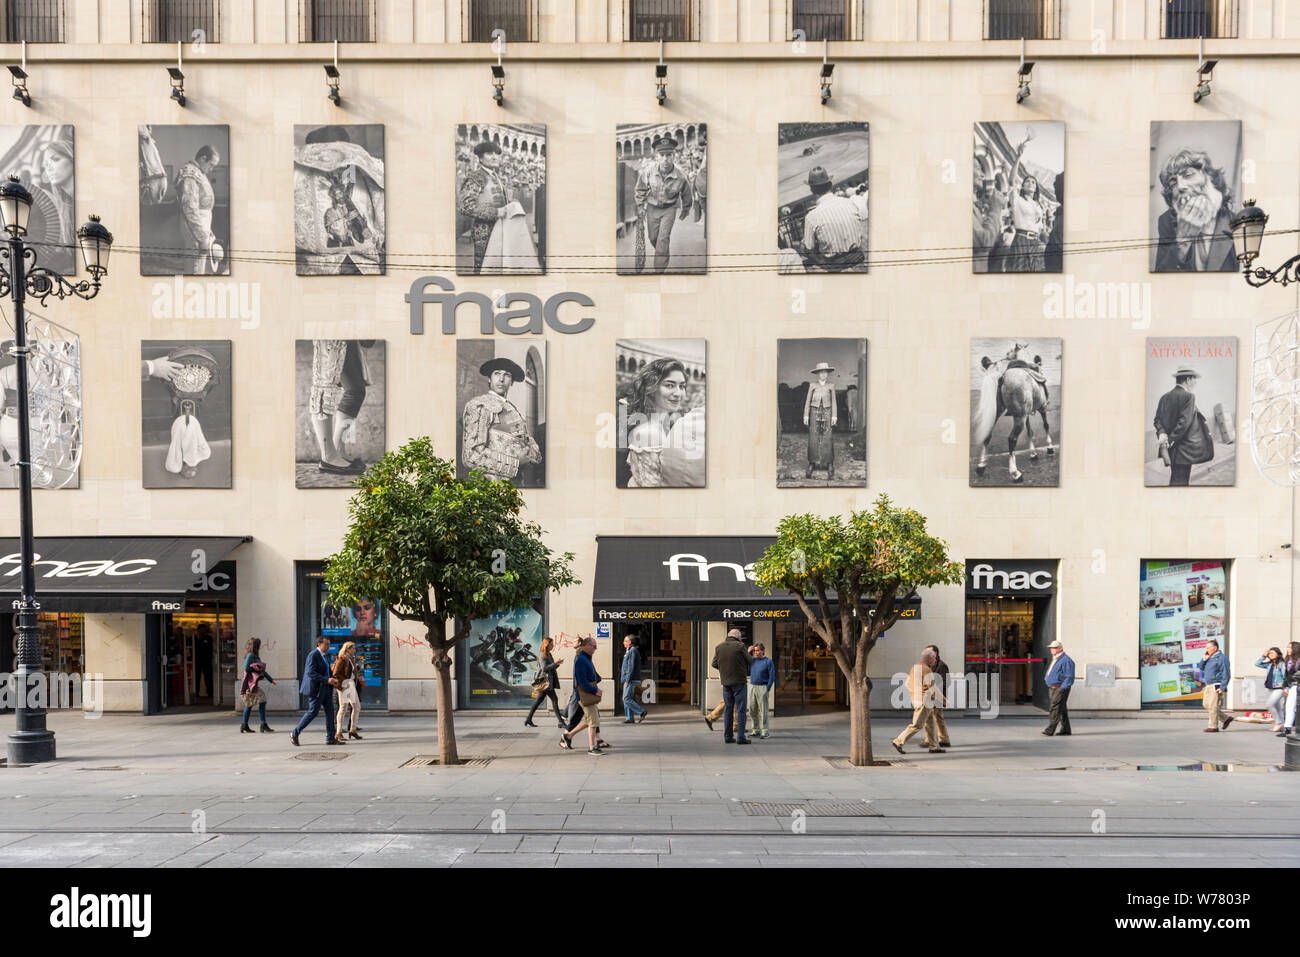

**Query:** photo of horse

left=970, top=337, right=1062, bottom=487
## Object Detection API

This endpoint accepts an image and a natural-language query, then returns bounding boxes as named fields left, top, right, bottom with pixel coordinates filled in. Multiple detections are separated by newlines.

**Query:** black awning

left=592, top=536, right=921, bottom=623
left=0, top=536, right=251, bottom=613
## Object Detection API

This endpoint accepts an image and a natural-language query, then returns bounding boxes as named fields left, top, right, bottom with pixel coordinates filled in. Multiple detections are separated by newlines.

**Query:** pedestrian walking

left=332, top=640, right=362, bottom=742
left=561, top=636, right=609, bottom=754
left=525, top=637, right=565, bottom=728
left=892, top=649, right=944, bottom=754
left=702, top=698, right=739, bottom=735
left=712, top=628, right=753, bottom=745
left=1042, top=639, right=1075, bottom=736
left=290, top=636, right=339, bottom=747
left=1200, top=639, right=1233, bottom=732
left=748, top=643, right=774, bottom=738
left=621, top=635, right=647, bottom=724
left=1279, top=642, right=1300, bottom=736
left=923, top=643, right=952, bottom=749
left=1257, top=646, right=1287, bottom=732
left=238, top=637, right=277, bottom=734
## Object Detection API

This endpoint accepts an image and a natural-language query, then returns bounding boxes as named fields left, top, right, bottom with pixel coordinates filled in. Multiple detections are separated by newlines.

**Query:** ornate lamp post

left=2, top=175, right=112, bottom=764
left=1229, top=200, right=1300, bottom=286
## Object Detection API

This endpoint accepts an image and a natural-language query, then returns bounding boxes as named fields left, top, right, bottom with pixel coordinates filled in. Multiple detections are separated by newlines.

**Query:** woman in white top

left=620, top=358, right=702, bottom=488
left=1006, top=176, right=1047, bottom=272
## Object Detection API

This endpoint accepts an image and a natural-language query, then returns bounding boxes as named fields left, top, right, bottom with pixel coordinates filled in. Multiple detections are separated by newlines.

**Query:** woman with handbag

left=238, top=637, right=277, bottom=734
left=525, top=637, right=565, bottom=728
left=332, top=641, right=362, bottom=743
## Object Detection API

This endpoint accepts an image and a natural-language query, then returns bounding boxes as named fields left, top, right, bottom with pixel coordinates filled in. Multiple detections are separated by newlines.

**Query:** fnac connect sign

left=406, top=275, right=595, bottom=336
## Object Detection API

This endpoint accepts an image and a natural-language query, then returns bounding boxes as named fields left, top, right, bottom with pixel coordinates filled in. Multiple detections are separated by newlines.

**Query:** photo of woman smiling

left=616, top=339, right=706, bottom=488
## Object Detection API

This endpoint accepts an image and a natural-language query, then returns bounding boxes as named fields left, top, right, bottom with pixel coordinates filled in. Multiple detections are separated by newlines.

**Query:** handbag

left=579, top=688, right=601, bottom=707
left=532, top=675, right=551, bottom=694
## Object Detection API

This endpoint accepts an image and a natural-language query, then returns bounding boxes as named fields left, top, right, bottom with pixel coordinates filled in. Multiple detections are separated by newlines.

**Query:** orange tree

left=751, top=495, right=963, bottom=766
left=324, top=436, right=577, bottom=765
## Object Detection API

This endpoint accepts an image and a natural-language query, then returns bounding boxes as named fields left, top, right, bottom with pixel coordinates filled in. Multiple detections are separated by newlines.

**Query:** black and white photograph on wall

left=776, top=339, right=867, bottom=486
left=1149, top=121, right=1242, bottom=272
left=141, top=340, right=232, bottom=488
left=1144, top=337, right=1237, bottom=486
left=138, top=125, right=230, bottom=275
left=777, top=123, right=868, bottom=274
left=616, top=339, right=706, bottom=488
left=456, top=339, right=545, bottom=487
left=0, top=334, right=80, bottom=490
left=616, top=123, right=706, bottom=274
left=0, top=125, right=75, bottom=275
left=970, top=337, right=1062, bottom=486
left=293, top=124, right=385, bottom=275
left=455, top=124, right=546, bottom=275
left=294, top=340, right=386, bottom=488
left=973, top=122, right=1064, bottom=273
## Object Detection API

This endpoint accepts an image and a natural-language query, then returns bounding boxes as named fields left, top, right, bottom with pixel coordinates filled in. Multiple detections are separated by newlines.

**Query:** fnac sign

left=406, top=276, right=594, bottom=336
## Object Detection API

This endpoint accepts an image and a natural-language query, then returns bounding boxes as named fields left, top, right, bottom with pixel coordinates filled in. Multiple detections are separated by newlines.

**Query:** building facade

left=0, top=0, right=1297, bottom=721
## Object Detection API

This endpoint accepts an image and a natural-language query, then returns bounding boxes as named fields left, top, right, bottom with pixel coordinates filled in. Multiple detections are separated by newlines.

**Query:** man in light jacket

left=1042, top=639, right=1075, bottom=737
left=923, top=644, right=952, bottom=749
left=893, top=649, right=944, bottom=755
left=1201, top=639, right=1233, bottom=732
left=621, top=635, right=646, bottom=724
left=712, top=629, right=754, bottom=745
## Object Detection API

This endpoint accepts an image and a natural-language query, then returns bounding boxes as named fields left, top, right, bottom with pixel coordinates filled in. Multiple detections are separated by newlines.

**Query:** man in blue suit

left=291, top=636, right=339, bottom=746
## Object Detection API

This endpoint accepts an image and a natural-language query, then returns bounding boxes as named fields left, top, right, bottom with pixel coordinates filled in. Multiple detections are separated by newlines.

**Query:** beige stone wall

left=0, top=9, right=1296, bottom=712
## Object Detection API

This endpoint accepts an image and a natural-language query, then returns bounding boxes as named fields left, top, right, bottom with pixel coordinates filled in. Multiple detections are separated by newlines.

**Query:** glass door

left=964, top=598, right=1036, bottom=705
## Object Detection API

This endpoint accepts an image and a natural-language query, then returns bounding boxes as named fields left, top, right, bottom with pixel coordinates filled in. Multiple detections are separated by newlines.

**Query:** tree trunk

left=847, top=674, right=873, bottom=766
left=432, top=645, right=458, bottom=765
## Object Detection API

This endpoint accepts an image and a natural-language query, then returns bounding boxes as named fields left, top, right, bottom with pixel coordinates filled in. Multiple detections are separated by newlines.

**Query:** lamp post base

left=1285, top=733, right=1300, bottom=772
left=7, top=704, right=56, bottom=764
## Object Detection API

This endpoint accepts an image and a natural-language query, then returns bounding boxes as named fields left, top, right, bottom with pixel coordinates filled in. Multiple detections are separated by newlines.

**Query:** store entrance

left=774, top=620, right=847, bottom=714
left=964, top=597, right=1048, bottom=707
left=158, top=599, right=237, bottom=710
left=613, top=621, right=698, bottom=715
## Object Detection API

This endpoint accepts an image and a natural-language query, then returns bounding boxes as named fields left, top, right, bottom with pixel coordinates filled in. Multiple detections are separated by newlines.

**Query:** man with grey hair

left=712, top=628, right=754, bottom=745
left=892, top=648, right=944, bottom=755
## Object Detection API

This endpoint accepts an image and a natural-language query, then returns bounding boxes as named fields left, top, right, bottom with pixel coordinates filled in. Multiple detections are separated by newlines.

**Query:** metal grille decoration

left=21, top=314, right=82, bottom=489
left=1249, top=310, right=1300, bottom=487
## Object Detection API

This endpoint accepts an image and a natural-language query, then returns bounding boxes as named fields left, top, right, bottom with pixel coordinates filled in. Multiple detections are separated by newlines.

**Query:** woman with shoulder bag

left=238, top=637, right=277, bottom=734
left=525, top=637, right=565, bottom=728
left=1279, top=642, right=1300, bottom=737
left=331, top=641, right=361, bottom=743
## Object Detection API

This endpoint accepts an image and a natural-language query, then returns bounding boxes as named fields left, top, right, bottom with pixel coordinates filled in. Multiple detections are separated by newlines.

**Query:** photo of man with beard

left=1150, top=121, right=1241, bottom=273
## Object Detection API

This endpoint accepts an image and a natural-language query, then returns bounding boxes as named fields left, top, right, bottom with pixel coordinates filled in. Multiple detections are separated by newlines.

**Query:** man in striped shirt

left=797, top=167, right=866, bottom=272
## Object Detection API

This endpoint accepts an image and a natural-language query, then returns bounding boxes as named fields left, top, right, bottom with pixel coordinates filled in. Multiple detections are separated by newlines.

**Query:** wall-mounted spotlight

left=8, top=66, right=29, bottom=108
left=491, top=63, right=505, bottom=106
left=1016, top=40, right=1033, bottom=104
left=1194, top=39, right=1216, bottom=104
left=820, top=40, right=834, bottom=105
left=655, top=40, right=667, bottom=106
left=324, top=64, right=341, bottom=106
left=168, top=67, right=186, bottom=107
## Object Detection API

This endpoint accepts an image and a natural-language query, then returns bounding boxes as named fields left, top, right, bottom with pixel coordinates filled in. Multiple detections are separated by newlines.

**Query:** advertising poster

left=316, top=581, right=385, bottom=709
left=1144, top=337, right=1237, bottom=487
left=1139, top=560, right=1228, bottom=706
left=460, top=604, right=545, bottom=709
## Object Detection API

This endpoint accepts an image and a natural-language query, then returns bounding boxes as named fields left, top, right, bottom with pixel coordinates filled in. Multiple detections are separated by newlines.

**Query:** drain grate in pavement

left=75, top=766, right=128, bottom=771
left=823, top=755, right=911, bottom=770
left=460, top=733, right=537, bottom=741
left=400, top=754, right=493, bottom=768
left=744, top=801, right=881, bottom=817
left=292, top=752, right=351, bottom=761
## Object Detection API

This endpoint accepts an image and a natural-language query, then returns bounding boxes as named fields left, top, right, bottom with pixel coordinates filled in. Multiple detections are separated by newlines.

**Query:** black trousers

left=1169, top=463, right=1192, bottom=486
left=528, top=686, right=564, bottom=724
left=1046, top=686, right=1071, bottom=734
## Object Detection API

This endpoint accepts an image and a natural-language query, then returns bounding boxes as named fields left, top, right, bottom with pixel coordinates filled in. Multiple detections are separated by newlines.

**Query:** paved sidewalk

left=0, top=708, right=1296, bottom=867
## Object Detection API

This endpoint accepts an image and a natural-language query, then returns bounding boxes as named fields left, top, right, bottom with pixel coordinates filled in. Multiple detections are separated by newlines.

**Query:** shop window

left=458, top=599, right=546, bottom=709
left=303, top=571, right=387, bottom=710
left=1139, top=560, right=1229, bottom=708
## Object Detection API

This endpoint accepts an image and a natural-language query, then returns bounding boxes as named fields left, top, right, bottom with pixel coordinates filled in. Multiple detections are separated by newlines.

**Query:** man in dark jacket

left=620, top=635, right=646, bottom=724
left=712, top=629, right=754, bottom=745
left=291, top=636, right=338, bottom=746
left=923, top=644, right=952, bottom=749
left=1154, top=367, right=1213, bottom=486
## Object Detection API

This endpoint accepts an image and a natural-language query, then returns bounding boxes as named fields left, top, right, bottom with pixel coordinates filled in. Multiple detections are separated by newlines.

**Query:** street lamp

left=1230, top=200, right=1300, bottom=287
left=1, top=175, right=112, bottom=765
